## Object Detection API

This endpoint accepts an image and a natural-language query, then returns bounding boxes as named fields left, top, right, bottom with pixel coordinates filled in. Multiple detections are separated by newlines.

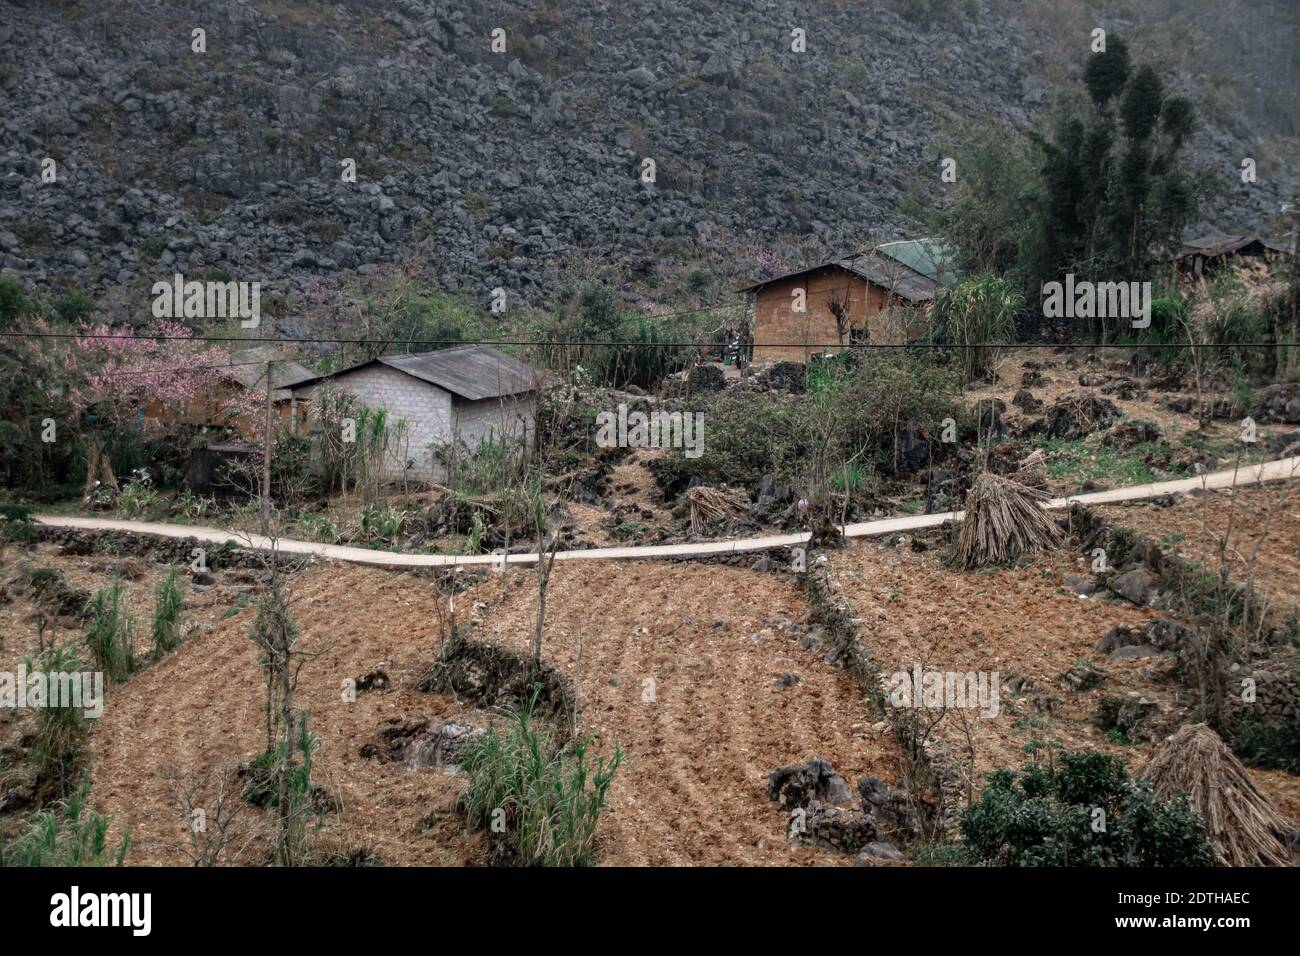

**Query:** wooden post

left=261, top=360, right=273, bottom=533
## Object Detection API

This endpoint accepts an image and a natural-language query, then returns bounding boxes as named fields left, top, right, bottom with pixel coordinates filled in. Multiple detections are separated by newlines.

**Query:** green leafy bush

left=0, top=782, right=129, bottom=867
left=652, top=350, right=964, bottom=495
left=0, top=504, right=39, bottom=543
left=958, top=749, right=1214, bottom=866
left=151, top=568, right=186, bottom=657
left=1229, top=714, right=1300, bottom=774
left=458, top=691, right=623, bottom=867
left=86, top=580, right=136, bottom=682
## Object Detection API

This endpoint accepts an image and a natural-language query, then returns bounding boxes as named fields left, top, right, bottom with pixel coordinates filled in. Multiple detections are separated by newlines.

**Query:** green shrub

left=958, top=749, right=1214, bottom=866
left=0, top=782, right=129, bottom=867
left=151, top=568, right=186, bottom=657
left=51, top=289, right=96, bottom=325
left=27, top=643, right=93, bottom=794
left=0, top=279, right=30, bottom=326
left=458, top=691, right=623, bottom=866
left=1229, top=714, right=1300, bottom=774
left=930, top=274, right=1022, bottom=383
left=0, top=504, right=38, bottom=543
left=86, top=580, right=136, bottom=682
left=652, top=350, right=964, bottom=495
left=541, top=280, right=706, bottom=390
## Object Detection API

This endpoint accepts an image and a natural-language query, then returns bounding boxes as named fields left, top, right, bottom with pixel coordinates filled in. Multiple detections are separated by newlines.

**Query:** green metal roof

left=877, top=239, right=960, bottom=288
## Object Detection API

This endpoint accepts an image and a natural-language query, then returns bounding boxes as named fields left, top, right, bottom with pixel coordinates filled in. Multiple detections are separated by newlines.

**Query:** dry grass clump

left=1143, top=723, right=1296, bottom=867
left=686, top=486, right=747, bottom=534
left=952, top=471, right=1063, bottom=569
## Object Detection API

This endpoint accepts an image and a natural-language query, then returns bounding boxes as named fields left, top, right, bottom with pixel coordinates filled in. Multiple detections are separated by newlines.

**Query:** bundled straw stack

left=686, top=486, right=746, bottom=534
left=1144, top=723, right=1296, bottom=867
left=952, top=471, right=1063, bottom=569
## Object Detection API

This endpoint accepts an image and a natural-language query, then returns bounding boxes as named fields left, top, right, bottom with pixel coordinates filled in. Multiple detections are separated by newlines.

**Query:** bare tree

left=163, top=765, right=257, bottom=867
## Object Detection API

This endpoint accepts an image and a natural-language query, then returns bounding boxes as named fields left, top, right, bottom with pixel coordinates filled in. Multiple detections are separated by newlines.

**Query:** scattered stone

left=1059, top=661, right=1107, bottom=691
left=1103, top=420, right=1162, bottom=450
left=687, top=363, right=726, bottom=393
left=1093, top=694, right=1160, bottom=740
left=361, top=717, right=484, bottom=770
left=1064, top=573, right=1096, bottom=597
left=1042, top=392, right=1122, bottom=440
left=773, top=672, right=801, bottom=689
left=853, top=840, right=907, bottom=865
left=1251, top=383, right=1300, bottom=424
left=355, top=662, right=390, bottom=692
left=1012, top=388, right=1043, bottom=413
left=1266, top=430, right=1300, bottom=457
left=788, top=800, right=875, bottom=853
left=1109, top=644, right=1161, bottom=659
left=760, top=362, right=806, bottom=393
left=857, top=775, right=912, bottom=838
left=768, top=756, right=854, bottom=809
left=1110, top=567, right=1160, bottom=607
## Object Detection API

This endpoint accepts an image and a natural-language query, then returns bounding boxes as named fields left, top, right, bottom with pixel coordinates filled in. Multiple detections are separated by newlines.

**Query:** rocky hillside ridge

left=0, top=0, right=1292, bottom=331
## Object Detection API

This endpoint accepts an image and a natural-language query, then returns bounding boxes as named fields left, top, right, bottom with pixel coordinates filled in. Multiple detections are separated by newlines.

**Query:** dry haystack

left=1143, top=724, right=1296, bottom=867
left=686, top=485, right=747, bottom=534
left=1013, top=449, right=1048, bottom=489
left=952, top=471, right=1063, bottom=569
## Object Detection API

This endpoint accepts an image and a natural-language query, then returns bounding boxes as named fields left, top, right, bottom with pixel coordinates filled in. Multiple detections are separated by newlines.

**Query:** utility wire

left=0, top=331, right=1285, bottom=349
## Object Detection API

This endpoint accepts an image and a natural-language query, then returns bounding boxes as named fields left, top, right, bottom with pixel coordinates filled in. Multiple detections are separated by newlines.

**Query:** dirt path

left=35, top=456, right=1300, bottom=568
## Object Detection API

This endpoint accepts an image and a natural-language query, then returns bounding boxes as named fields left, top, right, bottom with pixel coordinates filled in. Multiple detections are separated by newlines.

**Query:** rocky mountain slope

left=0, top=0, right=1293, bottom=322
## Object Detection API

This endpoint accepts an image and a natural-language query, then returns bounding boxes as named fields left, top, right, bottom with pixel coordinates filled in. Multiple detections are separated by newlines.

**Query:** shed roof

left=737, top=239, right=959, bottom=303
left=289, top=345, right=540, bottom=401
left=226, top=347, right=316, bottom=400
left=1176, top=230, right=1285, bottom=260
left=736, top=254, right=940, bottom=303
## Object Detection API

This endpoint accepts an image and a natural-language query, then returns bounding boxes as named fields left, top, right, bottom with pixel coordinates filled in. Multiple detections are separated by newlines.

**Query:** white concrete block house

left=288, top=345, right=540, bottom=483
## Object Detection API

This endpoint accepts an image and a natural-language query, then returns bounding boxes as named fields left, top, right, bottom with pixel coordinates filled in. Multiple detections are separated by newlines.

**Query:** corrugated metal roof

left=379, top=346, right=539, bottom=400
left=877, top=239, right=960, bottom=287
left=290, top=345, right=540, bottom=401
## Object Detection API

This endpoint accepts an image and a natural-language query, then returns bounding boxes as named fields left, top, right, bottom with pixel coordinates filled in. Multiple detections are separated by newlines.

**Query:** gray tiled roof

left=289, top=344, right=540, bottom=401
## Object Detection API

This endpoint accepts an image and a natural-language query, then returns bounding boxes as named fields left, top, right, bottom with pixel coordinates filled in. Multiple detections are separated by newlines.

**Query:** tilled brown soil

left=1098, top=481, right=1300, bottom=615
left=831, top=539, right=1169, bottom=791
left=829, top=535, right=1300, bottom=827
left=461, top=559, right=899, bottom=865
left=81, top=557, right=897, bottom=866
left=88, top=563, right=488, bottom=866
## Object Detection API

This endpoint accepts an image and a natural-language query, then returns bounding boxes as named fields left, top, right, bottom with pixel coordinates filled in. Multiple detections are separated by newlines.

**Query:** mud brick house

left=739, top=240, right=957, bottom=365
left=288, top=344, right=540, bottom=483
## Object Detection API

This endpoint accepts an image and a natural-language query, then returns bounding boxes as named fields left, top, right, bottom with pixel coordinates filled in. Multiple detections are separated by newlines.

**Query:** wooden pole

left=261, top=360, right=273, bottom=533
